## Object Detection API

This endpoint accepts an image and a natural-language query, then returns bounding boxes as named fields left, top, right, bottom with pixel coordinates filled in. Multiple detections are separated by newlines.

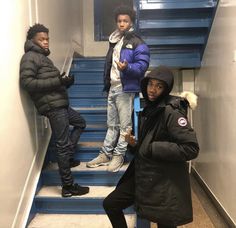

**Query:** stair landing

left=28, top=214, right=135, bottom=228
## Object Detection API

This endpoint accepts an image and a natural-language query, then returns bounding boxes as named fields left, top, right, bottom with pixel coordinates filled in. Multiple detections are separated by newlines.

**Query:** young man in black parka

left=20, top=24, right=89, bottom=197
left=103, top=66, right=199, bottom=228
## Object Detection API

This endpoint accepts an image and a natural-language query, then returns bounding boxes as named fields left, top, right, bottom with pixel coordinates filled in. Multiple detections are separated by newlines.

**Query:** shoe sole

left=107, top=162, right=124, bottom=173
left=62, top=190, right=89, bottom=198
left=62, top=193, right=73, bottom=197
left=86, top=162, right=110, bottom=168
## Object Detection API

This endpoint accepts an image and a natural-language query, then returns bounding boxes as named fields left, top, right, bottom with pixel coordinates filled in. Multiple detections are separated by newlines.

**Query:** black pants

left=103, top=174, right=176, bottom=228
left=46, top=107, right=86, bottom=186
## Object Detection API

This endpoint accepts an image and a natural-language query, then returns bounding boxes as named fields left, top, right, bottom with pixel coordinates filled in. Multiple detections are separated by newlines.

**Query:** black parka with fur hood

left=20, top=40, right=69, bottom=115
left=119, top=66, right=199, bottom=226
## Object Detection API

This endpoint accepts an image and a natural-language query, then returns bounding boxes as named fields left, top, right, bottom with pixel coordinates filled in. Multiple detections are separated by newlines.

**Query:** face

left=32, top=32, right=49, bottom=50
left=116, top=14, right=133, bottom=32
left=147, top=79, right=166, bottom=101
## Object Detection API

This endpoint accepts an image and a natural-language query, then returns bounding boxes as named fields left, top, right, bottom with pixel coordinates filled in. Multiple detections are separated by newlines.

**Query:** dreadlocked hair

left=26, top=23, right=49, bottom=40
left=114, top=5, right=136, bottom=23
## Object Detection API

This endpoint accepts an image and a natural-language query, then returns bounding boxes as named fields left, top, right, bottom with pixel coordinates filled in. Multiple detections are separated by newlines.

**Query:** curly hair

left=26, top=23, right=49, bottom=40
left=114, top=5, right=136, bottom=23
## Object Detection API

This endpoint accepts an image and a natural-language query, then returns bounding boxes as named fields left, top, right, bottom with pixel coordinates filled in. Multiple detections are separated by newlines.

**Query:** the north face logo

left=126, top=44, right=133, bottom=49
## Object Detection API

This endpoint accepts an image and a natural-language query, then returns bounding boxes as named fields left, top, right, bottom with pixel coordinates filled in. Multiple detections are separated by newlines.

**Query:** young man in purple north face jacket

left=87, top=5, right=150, bottom=172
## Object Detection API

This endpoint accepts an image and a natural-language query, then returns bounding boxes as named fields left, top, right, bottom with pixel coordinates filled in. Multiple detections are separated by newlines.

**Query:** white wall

left=0, top=1, right=44, bottom=228
left=194, top=0, right=236, bottom=225
left=82, top=0, right=108, bottom=56
left=0, top=0, right=83, bottom=227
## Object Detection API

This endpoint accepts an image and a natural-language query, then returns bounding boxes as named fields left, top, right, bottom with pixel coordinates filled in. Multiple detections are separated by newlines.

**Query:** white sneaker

left=107, top=155, right=124, bottom=172
left=86, top=153, right=110, bottom=168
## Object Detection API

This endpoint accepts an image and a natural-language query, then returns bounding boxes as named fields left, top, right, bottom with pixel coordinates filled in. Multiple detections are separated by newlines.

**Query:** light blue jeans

left=101, top=86, right=135, bottom=157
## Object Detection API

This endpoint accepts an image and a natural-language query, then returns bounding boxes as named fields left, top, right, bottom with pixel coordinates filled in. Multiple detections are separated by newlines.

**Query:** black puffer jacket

left=118, top=67, right=199, bottom=226
left=135, top=68, right=199, bottom=226
left=134, top=95, right=199, bottom=226
left=20, top=40, right=69, bottom=115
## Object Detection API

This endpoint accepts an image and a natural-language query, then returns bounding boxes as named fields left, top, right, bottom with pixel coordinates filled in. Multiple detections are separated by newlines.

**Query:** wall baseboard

left=192, top=167, right=236, bottom=227
left=11, top=129, right=51, bottom=228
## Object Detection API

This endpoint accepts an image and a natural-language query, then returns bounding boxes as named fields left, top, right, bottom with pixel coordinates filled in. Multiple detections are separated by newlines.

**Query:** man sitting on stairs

left=20, top=23, right=89, bottom=197
left=87, top=5, right=150, bottom=172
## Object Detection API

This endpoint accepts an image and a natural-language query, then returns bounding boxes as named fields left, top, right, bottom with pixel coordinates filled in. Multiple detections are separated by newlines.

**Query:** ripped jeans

left=101, top=86, right=135, bottom=157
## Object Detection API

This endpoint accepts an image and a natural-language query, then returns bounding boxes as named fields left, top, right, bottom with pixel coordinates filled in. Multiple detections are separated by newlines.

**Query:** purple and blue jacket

left=103, top=31, right=150, bottom=93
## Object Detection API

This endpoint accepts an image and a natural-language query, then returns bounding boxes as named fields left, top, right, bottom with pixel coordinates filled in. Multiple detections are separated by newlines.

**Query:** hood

left=109, top=29, right=122, bottom=43
left=109, top=27, right=135, bottom=44
left=24, top=40, right=50, bottom=56
left=179, top=91, right=198, bottom=110
left=141, top=66, right=174, bottom=101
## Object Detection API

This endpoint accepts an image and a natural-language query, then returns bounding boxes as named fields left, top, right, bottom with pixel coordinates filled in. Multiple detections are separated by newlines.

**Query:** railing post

left=134, top=94, right=141, bottom=139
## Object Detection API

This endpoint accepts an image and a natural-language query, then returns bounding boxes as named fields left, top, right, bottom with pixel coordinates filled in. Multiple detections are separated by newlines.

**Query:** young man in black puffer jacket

left=20, top=24, right=89, bottom=197
left=103, top=66, right=199, bottom=228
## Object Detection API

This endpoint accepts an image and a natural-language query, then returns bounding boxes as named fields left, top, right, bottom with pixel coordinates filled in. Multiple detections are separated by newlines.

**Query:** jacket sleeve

left=150, top=107, right=199, bottom=162
left=122, top=43, right=150, bottom=79
left=20, top=54, right=62, bottom=93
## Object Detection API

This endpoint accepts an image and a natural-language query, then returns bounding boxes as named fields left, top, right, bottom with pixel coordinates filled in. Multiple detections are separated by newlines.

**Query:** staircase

left=135, top=0, right=218, bottom=68
left=27, top=58, right=136, bottom=227
left=27, top=1, right=220, bottom=227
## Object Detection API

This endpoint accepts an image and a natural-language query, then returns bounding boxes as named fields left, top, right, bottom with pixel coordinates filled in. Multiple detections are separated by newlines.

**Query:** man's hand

left=125, top=133, right=136, bottom=147
left=59, top=73, right=74, bottom=88
left=115, top=60, right=128, bottom=71
left=121, top=128, right=136, bottom=147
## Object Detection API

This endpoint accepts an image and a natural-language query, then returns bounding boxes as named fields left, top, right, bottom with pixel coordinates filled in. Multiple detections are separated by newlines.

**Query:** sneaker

left=70, top=158, right=81, bottom=168
left=107, top=155, right=124, bottom=172
left=62, top=183, right=89, bottom=197
left=86, top=153, right=110, bottom=168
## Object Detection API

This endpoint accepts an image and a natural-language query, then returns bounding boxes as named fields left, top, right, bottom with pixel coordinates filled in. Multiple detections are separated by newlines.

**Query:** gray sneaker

left=107, top=155, right=124, bottom=172
left=86, top=153, right=110, bottom=168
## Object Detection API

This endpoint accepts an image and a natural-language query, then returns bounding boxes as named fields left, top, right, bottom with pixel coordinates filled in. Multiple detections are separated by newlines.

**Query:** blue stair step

left=70, top=98, right=107, bottom=108
left=34, top=186, right=134, bottom=214
left=74, top=108, right=107, bottom=124
left=47, top=147, right=100, bottom=163
left=80, top=132, right=106, bottom=142
left=46, top=142, right=102, bottom=163
left=41, top=163, right=129, bottom=186
left=72, top=58, right=105, bottom=70
left=139, top=8, right=215, bottom=20
left=82, top=115, right=107, bottom=125
left=74, top=148, right=100, bottom=162
left=144, top=36, right=205, bottom=46
left=68, top=85, right=105, bottom=98
left=70, top=109, right=107, bottom=124
left=69, top=84, right=104, bottom=93
left=139, top=18, right=211, bottom=30
left=69, top=70, right=104, bottom=85
left=34, top=197, right=134, bottom=214
left=139, top=0, right=217, bottom=10
left=28, top=214, right=136, bottom=227
left=150, top=52, right=201, bottom=68
left=140, top=28, right=208, bottom=39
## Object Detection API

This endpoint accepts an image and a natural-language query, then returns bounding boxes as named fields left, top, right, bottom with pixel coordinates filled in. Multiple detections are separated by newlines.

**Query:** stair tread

left=37, top=185, right=115, bottom=198
left=74, top=106, right=107, bottom=111
left=44, top=162, right=129, bottom=172
left=73, top=57, right=105, bottom=61
left=28, top=213, right=135, bottom=228
left=79, top=142, right=103, bottom=147
left=140, top=1, right=216, bottom=10
left=85, top=124, right=107, bottom=129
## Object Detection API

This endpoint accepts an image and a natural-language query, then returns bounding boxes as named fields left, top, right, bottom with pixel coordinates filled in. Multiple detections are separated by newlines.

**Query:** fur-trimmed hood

left=140, top=66, right=198, bottom=110
left=163, top=92, right=198, bottom=117
left=172, top=91, right=198, bottom=110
